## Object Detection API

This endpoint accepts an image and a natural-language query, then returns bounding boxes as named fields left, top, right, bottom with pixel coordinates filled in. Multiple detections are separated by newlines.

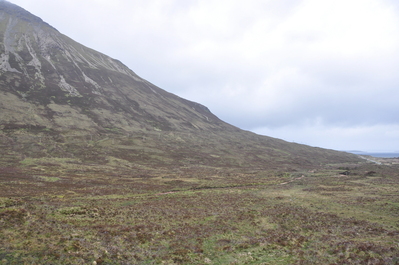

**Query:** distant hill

left=0, top=1, right=361, bottom=169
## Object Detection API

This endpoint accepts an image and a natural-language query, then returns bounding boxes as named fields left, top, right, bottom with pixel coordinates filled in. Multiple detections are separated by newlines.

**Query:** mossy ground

left=1, top=155, right=398, bottom=264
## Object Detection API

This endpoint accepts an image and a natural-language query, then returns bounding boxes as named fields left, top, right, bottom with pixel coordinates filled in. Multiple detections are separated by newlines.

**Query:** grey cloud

left=8, top=0, right=399, bottom=151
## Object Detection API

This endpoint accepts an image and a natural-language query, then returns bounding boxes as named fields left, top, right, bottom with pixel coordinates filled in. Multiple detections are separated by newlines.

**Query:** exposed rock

left=0, top=1, right=362, bottom=168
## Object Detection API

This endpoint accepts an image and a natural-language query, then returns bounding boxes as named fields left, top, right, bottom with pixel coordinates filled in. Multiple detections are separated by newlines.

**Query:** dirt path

left=279, top=175, right=305, bottom=185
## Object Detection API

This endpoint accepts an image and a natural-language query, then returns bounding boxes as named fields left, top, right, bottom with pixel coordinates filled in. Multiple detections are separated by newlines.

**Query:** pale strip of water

left=349, top=152, right=399, bottom=158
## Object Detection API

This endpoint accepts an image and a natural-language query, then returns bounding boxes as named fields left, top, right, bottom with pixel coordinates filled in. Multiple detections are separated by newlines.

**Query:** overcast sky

left=9, top=0, right=399, bottom=152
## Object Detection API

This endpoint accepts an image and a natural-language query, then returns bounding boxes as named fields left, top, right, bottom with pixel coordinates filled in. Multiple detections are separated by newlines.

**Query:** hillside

left=2, top=2, right=399, bottom=264
left=0, top=1, right=361, bottom=170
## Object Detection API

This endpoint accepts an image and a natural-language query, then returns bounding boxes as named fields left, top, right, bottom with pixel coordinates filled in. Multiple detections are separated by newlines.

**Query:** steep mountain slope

left=0, top=1, right=361, bottom=169
left=0, top=0, right=224, bottom=133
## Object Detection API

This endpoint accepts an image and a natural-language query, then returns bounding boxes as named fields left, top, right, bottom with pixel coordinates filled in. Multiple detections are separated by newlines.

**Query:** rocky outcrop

left=0, top=1, right=362, bottom=168
left=0, top=1, right=226, bottom=134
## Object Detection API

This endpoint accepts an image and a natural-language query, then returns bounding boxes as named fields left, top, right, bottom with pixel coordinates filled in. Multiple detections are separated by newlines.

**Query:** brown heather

left=1, top=156, right=399, bottom=264
left=1, top=2, right=398, bottom=264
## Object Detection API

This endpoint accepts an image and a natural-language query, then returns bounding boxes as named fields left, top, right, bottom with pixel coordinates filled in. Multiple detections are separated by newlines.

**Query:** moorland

left=1, top=139, right=398, bottom=264
left=0, top=2, right=398, bottom=264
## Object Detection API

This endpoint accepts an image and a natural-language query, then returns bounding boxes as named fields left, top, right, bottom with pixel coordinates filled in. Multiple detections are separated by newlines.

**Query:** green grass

left=0, top=151, right=398, bottom=264
left=35, top=176, right=61, bottom=182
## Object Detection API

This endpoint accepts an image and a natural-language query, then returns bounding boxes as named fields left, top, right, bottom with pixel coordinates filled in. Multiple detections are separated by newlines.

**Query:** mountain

left=0, top=0, right=224, bottom=133
left=0, top=1, right=361, bottom=169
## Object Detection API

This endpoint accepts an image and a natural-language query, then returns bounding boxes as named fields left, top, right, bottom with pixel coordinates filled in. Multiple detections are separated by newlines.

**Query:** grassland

left=1, top=151, right=398, bottom=264
left=2, top=4, right=397, bottom=263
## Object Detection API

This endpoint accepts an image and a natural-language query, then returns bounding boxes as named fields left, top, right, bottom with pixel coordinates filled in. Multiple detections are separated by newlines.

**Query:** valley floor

left=1, top=158, right=399, bottom=264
